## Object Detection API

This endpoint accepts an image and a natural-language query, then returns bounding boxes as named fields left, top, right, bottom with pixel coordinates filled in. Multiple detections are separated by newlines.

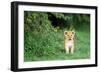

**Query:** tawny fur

left=64, top=31, right=75, bottom=54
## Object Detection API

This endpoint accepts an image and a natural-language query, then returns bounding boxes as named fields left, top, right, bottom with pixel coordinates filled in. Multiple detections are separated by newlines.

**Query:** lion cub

left=64, top=31, right=75, bottom=54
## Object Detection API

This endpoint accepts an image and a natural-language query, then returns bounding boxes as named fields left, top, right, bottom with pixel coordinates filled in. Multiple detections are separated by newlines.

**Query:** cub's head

left=64, top=31, right=75, bottom=40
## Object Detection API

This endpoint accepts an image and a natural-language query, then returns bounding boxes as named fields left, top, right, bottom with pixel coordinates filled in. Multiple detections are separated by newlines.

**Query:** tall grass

left=24, top=28, right=90, bottom=61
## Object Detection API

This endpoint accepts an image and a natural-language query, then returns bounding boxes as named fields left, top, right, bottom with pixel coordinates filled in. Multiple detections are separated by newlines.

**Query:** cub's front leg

left=70, top=46, right=74, bottom=54
left=65, top=46, right=69, bottom=54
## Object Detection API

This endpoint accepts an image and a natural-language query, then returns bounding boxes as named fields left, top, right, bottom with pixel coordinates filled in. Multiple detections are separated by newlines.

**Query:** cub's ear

left=72, top=31, right=75, bottom=34
left=64, top=31, right=68, bottom=35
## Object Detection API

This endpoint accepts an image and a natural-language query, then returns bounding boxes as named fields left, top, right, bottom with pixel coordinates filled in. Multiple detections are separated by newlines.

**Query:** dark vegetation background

left=24, top=11, right=90, bottom=61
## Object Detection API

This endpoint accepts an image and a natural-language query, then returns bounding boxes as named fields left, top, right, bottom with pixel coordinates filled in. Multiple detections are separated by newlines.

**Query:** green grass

left=24, top=27, right=90, bottom=62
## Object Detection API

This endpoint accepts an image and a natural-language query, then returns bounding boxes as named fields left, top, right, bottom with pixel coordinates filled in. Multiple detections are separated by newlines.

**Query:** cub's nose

left=69, top=39, right=71, bottom=40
